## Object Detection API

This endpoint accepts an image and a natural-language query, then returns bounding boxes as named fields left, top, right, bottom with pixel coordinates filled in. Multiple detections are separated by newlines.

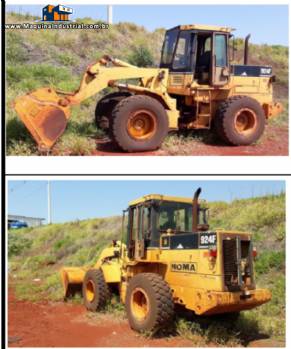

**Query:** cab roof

left=129, top=194, right=193, bottom=206
left=168, top=24, right=234, bottom=33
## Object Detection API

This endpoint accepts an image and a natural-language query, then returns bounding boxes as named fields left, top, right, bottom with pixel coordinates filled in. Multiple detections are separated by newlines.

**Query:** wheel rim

left=86, top=280, right=95, bottom=302
left=131, top=288, right=150, bottom=321
left=234, top=108, right=257, bottom=135
left=127, top=109, right=157, bottom=140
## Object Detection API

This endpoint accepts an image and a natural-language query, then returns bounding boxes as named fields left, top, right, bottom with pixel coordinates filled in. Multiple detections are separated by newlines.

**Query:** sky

left=6, top=4, right=289, bottom=45
left=8, top=180, right=285, bottom=224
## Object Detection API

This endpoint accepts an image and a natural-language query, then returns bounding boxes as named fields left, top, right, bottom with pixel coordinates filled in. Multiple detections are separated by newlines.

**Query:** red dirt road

left=8, top=288, right=193, bottom=347
left=91, top=125, right=288, bottom=156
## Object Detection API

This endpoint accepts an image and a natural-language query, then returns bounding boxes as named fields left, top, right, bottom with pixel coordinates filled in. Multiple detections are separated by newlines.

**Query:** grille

left=223, top=239, right=239, bottom=290
left=171, top=75, right=184, bottom=85
left=223, top=238, right=254, bottom=291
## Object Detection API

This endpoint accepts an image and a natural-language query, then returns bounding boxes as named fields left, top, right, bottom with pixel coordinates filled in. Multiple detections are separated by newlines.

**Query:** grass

left=8, top=193, right=285, bottom=345
left=269, top=99, right=289, bottom=127
left=5, top=11, right=288, bottom=156
left=161, top=130, right=220, bottom=155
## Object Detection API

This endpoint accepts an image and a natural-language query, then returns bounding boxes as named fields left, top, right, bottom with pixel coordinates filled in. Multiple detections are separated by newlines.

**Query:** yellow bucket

left=13, top=87, right=71, bottom=151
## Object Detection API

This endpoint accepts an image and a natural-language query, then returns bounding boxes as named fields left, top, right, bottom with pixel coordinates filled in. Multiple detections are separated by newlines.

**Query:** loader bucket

left=13, top=88, right=71, bottom=150
left=60, top=267, right=87, bottom=299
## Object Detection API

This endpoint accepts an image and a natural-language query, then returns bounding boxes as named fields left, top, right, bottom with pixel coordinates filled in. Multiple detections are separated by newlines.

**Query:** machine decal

left=161, top=233, right=199, bottom=250
left=161, top=232, right=218, bottom=250
left=199, top=232, right=217, bottom=248
left=232, top=65, right=272, bottom=77
left=171, top=262, right=197, bottom=273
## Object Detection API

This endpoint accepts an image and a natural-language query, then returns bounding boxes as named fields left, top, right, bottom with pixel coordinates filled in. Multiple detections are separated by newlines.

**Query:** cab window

left=215, top=34, right=227, bottom=67
left=142, top=206, right=151, bottom=238
left=161, top=29, right=179, bottom=65
left=131, top=207, right=138, bottom=240
left=157, top=201, right=192, bottom=232
left=172, top=31, right=193, bottom=71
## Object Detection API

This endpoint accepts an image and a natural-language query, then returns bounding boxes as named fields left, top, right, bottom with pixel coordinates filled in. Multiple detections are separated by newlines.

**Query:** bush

left=53, top=236, right=72, bottom=251
left=56, top=52, right=78, bottom=66
left=23, top=254, right=56, bottom=271
left=8, top=232, right=32, bottom=257
left=6, top=31, right=28, bottom=64
left=128, top=44, right=154, bottom=67
left=6, top=64, right=73, bottom=88
left=255, top=250, right=285, bottom=274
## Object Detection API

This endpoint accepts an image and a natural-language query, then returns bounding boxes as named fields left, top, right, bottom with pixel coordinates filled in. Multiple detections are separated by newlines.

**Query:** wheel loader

left=60, top=188, right=271, bottom=332
left=14, top=24, right=282, bottom=152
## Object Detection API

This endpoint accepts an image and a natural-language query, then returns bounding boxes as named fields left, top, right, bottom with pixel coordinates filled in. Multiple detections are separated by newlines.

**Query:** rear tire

left=125, top=273, right=174, bottom=332
left=214, top=96, right=265, bottom=145
left=83, top=269, right=110, bottom=311
left=111, top=95, right=169, bottom=152
left=95, top=92, right=132, bottom=131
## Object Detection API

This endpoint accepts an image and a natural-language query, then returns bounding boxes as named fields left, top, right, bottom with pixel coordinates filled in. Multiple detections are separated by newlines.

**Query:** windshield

left=161, top=29, right=179, bottom=66
left=157, top=201, right=209, bottom=232
left=157, top=201, right=193, bottom=232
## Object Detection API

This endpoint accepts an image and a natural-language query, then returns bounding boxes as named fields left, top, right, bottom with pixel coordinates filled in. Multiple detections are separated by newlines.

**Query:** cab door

left=211, top=33, right=230, bottom=86
left=168, top=30, right=196, bottom=94
left=134, top=205, right=145, bottom=259
left=128, top=205, right=149, bottom=260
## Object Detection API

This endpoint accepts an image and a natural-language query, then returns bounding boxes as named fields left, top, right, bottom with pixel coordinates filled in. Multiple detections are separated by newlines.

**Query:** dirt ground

left=8, top=288, right=284, bottom=348
left=90, top=124, right=288, bottom=156
left=8, top=288, right=193, bottom=347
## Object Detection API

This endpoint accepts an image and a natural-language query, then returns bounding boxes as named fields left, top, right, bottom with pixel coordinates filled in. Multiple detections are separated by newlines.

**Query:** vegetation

left=8, top=193, right=285, bottom=345
left=5, top=12, right=288, bottom=155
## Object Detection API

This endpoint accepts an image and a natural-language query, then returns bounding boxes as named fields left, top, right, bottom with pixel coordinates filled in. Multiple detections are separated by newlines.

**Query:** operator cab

left=160, top=24, right=231, bottom=86
left=123, top=191, right=209, bottom=260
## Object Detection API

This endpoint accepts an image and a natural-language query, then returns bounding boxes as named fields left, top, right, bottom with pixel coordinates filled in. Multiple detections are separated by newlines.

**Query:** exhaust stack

left=244, top=34, right=251, bottom=65
left=192, top=187, right=202, bottom=232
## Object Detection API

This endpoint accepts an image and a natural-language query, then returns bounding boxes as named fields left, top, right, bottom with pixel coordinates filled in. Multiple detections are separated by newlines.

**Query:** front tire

left=125, top=273, right=174, bottom=332
left=214, top=96, right=265, bottom=145
left=111, top=95, right=169, bottom=152
left=95, top=92, right=132, bottom=131
left=83, top=269, right=110, bottom=311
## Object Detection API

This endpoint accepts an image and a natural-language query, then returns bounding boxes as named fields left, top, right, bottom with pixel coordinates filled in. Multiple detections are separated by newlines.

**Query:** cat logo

left=171, top=262, right=197, bottom=273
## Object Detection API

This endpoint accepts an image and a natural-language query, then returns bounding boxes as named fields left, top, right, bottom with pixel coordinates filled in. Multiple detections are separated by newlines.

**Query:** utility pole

left=107, top=5, right=113, bottom=24
left=47, top=181, right=51, bottom=224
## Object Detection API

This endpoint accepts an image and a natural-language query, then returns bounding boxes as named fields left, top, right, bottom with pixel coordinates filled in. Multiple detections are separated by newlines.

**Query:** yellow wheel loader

left=14, top=24, right=282, bottom=152
left=60, top=188, right=271, bottom=332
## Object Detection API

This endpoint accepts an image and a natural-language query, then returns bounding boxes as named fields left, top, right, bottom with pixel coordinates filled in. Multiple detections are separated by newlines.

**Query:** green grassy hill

left=8, top=193, right=285, bottom=344
left=5, top=12, right=288, bottom=155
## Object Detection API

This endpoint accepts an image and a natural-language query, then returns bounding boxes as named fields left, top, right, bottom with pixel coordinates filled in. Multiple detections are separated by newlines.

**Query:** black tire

left=111, top=95, right=169, bottom=152
left=95, top=92, right=132, bottom=130
left=82, top=269, right=110, bottom=311
left=214, top=96, right=266, bottom=145
left=125, top=273, right=174, bottom=332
